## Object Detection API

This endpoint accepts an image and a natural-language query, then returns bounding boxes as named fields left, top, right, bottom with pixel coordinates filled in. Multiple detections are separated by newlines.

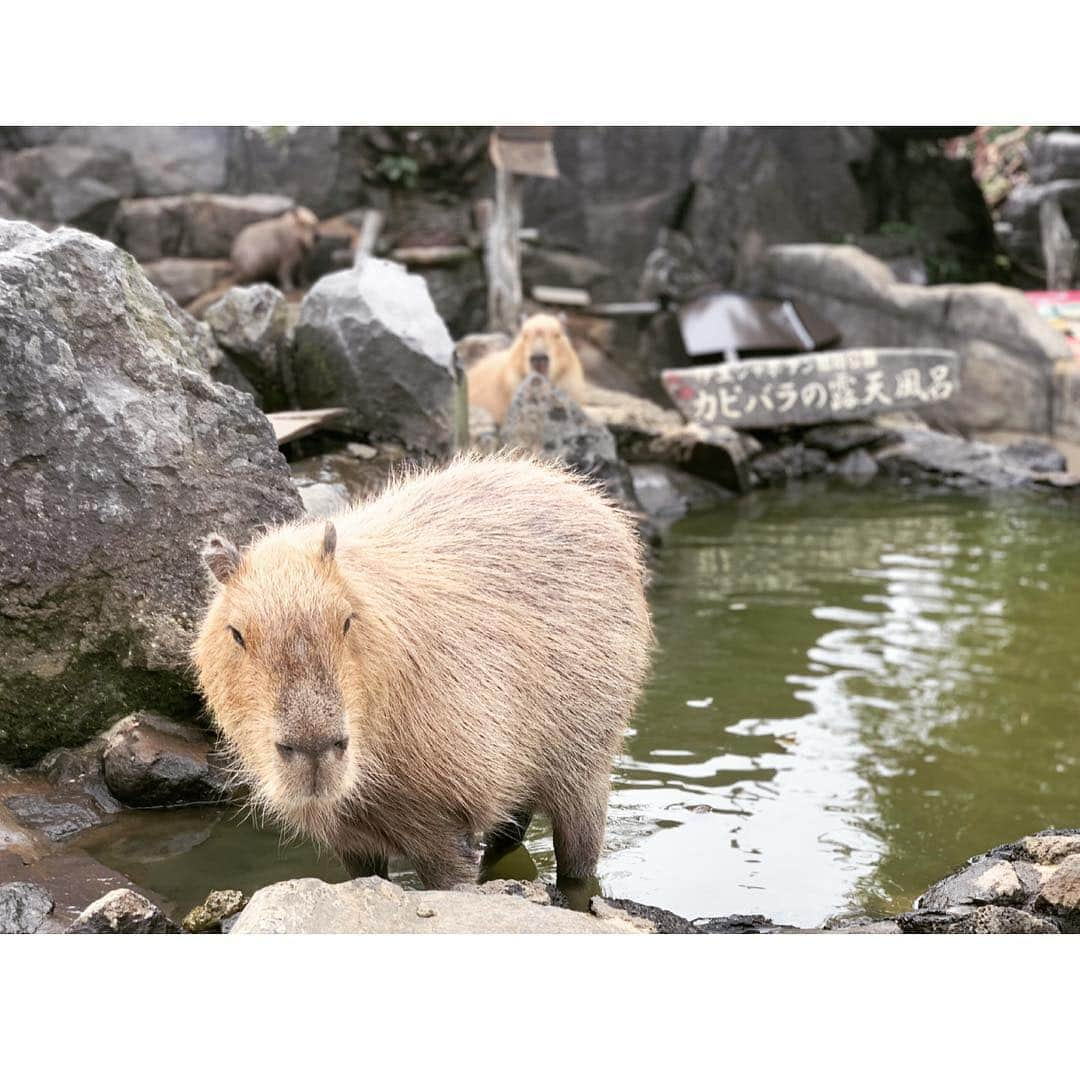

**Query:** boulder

left=1033, top=854, right=1080, bottom=928
left=204, top=284, right=295, bottom=410
left=143, top=257, right=234, bottom=307
left=521, top=127, right=704, bottom=298
left=101, top=712, right=233, bottom=808
left=29, top=126, right=233, bottom=196
left=876, top=429, right=1045, bottom=489
left=0, top=881, right=55, bottom=934
left=291, top=259, right=459, bottom=455
left=501, top=373, right=642, bottom=520
left=629, top=463, right=732, bottom=522
left=0, top=144, right=137, bottom=233
left=229, top=876, right=645, bottom=934
left=916, top=855, right=1027, bottom=912
left=751, top=444, right=831, bottom=486
left=583, top=388, right=751, bottom=495
left=224, top=126, right=368, bottom=219
left=685, top=127, right=875, bottom=283
left=0, top=222, right=301, bottom=764
left=760, top=243, right=1072, bottom=433
left=65, top=888, right=176, bottom=934
left=999, top=436, right=1068, bottom=473
left=111, top=192, right=295, bottom=262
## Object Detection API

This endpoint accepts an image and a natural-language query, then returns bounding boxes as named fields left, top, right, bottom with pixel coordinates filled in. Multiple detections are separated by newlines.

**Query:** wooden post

left=353, top=209, right=384, bottom=268
left=486, top=165, right=524, bottom=333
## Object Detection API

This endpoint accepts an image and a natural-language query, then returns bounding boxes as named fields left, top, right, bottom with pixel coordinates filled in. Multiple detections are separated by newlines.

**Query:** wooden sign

left=662, top=348, right=960, bottom=430
left=489, top=127, right=559, bottom=179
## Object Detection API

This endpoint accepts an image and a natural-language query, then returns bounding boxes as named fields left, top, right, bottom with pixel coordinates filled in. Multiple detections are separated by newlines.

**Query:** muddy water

left=82, top=480, right=1080, bottom=926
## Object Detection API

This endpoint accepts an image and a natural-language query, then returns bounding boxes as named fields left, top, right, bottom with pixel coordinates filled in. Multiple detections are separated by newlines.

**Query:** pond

left=80, top=479, right=1080, bottom=926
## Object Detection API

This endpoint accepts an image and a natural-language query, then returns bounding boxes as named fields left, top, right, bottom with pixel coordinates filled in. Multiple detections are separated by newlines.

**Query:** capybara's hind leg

left=342, top=851, right=390, bottom=880
left=550, top=778, right=609, bottom=881
left=482, top=807, right=534, bottom=866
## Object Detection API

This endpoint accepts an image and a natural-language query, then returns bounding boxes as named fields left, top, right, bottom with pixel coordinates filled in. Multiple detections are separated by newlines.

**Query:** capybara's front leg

left=412, top=832, right=483, bottom=890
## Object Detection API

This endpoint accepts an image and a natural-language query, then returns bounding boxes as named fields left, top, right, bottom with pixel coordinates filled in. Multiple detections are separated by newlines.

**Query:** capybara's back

left=193, top=454, right=653, bottom=888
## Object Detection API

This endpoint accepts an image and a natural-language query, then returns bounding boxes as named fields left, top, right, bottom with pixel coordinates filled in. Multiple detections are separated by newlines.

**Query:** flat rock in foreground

left=229, top=877, right=647, bottom=934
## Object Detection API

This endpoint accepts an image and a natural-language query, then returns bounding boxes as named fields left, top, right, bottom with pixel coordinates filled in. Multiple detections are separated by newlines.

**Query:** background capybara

left=192, top=455, right=653, bottom=888
left=230, top=206, right=319, bottom=291
left=467, top=313, right=587, bottom=424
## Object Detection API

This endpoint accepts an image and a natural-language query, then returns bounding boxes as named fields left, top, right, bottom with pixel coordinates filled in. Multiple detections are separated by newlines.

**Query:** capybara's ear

left=203, top=533, right=241, bottom=585
left=321, top=521, right=337, bottom=561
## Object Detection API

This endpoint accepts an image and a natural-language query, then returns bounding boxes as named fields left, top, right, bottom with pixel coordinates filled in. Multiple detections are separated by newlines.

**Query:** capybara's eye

left=228, top=625, right=245, bottom=649
left=343, top=615, right=352, bottom=635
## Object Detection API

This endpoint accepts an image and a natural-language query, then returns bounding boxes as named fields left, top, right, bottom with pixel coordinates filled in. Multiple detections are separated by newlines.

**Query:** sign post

left=662, top=348, right=961, bottom=430
left=484, top=126, right=558, bottom=334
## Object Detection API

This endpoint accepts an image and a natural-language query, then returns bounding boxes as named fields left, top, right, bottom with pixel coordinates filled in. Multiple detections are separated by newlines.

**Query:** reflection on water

left=82, top=480, right=1080, bottom=926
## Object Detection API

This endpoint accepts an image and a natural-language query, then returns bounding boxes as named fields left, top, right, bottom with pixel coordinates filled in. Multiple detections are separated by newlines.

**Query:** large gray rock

left=292, top=259, right=459, bottom=454
left=0, top=144, right=137, bottom=232
left=760, top=243, right=1072, bottom=433
left=101, top=712, right=233, bottom=808
left=686, top=127, right=874, bottom=284
left=111, top=192, right=295, bottom=262
left=224, top=126, right=368, bottom=219
left=24, top=126, right=233, bottom=196
left=521, top=127, right=704, bottom=298
left=204, top=283, right=294, bottom=410
left=0, top=222, right=301, bottom=764
left=229, top=876, right=645, bottom=934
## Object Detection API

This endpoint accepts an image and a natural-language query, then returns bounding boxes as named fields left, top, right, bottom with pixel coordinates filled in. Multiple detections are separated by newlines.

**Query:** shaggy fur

left=467, top=314, right=587, bottom=425
left=192, top=455, right=653, bottom=888
left=230, top=207, right=319, bottom=292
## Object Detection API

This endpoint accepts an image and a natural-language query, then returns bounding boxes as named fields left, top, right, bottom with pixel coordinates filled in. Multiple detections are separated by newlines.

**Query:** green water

left=81, top=480, right=1080, bottom=926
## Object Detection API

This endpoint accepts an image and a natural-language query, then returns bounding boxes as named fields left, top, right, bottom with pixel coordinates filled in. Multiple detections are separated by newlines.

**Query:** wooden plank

left=662, top=348, right=961, bottom=430
left=531, top=285, right=591, bottom=307
left=491, top=127, right=558, bottom=178
left=267, top=408, right=348, bottom=445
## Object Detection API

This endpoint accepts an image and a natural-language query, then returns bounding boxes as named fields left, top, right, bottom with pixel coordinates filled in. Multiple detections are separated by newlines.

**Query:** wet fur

left=467, top=314, right=587, bottom=425
left=192, top=454, right=653, bottom=888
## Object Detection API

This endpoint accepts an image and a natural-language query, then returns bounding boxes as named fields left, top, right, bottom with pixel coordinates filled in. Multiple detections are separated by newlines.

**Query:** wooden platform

left=267, top=408, right=347, bottom=445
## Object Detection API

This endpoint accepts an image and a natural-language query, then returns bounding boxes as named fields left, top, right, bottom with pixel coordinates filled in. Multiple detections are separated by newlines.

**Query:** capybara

left=230, top=206, right=319, bottom=292
left=192, top=454, right=653, bottom=889
left=467, top=313, right=587, bottom=425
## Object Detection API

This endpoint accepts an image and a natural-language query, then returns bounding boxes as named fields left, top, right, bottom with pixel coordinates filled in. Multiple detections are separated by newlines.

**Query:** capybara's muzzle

left=529, top=351, right=550, bottom=377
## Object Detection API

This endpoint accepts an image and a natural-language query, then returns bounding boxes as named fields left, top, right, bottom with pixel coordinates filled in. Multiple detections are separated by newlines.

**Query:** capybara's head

left=512, top=313, right=579, bottom=382
left=288, top=206, right=320, bottom=250
left=193, top=523, right=364, bottom=836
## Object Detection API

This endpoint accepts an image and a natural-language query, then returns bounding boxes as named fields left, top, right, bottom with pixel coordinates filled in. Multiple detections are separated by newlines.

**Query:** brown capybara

left=230, top=206, right=319, bottom=292
left=467, top=313, right=587, bottom=425
left=192, top=454, right=653, bottom=889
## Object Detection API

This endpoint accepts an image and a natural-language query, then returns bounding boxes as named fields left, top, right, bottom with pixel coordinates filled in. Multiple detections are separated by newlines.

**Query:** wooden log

left=662, top=348, right=961, bottom=430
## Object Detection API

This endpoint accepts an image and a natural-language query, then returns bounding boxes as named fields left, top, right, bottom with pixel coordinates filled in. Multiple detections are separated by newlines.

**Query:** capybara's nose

left=276, top=735, right=348, bottom=762
left=529, top=351, right=550, bottom=376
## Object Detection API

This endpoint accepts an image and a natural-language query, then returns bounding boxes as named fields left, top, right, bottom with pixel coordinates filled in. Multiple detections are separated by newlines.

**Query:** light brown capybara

left=467, top=313, right=587, bottom=425
left=230, top=206, right=319, bottom=292
left=192, top=454, right=653, bottom=889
